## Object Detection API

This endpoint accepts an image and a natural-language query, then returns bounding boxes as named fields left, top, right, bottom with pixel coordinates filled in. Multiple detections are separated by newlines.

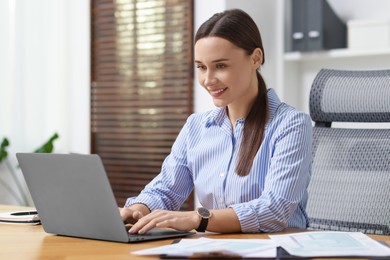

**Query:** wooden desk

left=1, top=204, right=389, bottom=259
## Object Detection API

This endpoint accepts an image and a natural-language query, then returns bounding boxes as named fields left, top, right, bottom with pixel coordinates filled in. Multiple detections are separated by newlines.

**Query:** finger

left=128, top=214, right=151, bottom=233
left=138, top=218, right=160, bottom=234
left=120, top=207, right=144, bottom=225
left=119, top=207, right=132, bottom=222
left=139, top=212, right=180, bottom=234
left=130, top=211, right=170, bottom=234
left=129, top=216, right=154, bottom=234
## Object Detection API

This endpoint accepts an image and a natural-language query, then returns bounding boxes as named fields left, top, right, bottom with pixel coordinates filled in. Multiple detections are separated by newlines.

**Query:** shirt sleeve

left=231, top=111, right=312, bottom=233
left=124, top=117, right=194, bottom=211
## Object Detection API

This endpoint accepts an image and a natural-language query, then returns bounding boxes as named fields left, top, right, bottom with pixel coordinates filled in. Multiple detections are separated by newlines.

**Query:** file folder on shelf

left=291, top=0, right=346, bottom=52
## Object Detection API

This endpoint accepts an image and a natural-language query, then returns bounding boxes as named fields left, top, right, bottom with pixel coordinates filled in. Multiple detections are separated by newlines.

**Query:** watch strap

left=196, top=217, right=208, bottom=232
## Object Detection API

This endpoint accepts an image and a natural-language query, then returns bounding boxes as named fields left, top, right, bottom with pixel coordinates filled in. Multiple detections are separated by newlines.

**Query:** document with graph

left=269, top=231, right=390, bottom=258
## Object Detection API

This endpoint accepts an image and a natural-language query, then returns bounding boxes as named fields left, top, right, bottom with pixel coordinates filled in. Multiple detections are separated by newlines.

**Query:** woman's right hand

left=119, top=203, right=151, bottom=224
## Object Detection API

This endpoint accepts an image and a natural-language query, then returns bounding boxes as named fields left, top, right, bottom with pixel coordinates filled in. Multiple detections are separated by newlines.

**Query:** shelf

left=284, top=48, right=390, bottom=61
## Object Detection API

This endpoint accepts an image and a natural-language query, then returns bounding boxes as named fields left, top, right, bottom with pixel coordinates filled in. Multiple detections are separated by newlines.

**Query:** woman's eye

left=216, top=64, right=226, bottom=69
left=196, top=64, right=206, bottom=70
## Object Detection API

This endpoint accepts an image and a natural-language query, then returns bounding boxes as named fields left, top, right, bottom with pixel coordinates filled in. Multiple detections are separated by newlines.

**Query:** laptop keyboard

left=125, top=225, right=194, bottom=241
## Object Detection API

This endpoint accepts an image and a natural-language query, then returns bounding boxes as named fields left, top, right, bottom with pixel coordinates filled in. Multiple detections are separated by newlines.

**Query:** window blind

left=91, top=0, right=194, bottom=209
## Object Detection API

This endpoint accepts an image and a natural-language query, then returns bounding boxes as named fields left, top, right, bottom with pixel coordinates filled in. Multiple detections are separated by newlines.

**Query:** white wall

left=0, top=0, right=90, bottom=205
left=193, top=0, right=226, bottom=113
left=328, top=0, right=390, bottom=22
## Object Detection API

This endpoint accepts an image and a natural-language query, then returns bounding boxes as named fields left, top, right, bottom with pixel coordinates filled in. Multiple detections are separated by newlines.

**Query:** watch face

left=198, top=207, right=211, bottom=218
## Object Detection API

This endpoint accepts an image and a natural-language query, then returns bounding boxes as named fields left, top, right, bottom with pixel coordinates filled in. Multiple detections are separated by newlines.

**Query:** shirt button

left=219, top=172, right=224, bottom=177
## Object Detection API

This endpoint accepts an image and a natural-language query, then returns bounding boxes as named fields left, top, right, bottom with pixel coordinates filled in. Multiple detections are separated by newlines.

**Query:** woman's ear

left=251, top=48, right=263, bottom=69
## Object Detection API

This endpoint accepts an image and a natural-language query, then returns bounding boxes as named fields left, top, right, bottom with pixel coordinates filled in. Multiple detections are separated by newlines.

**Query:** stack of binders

left=291, top=0, right=346, bottom=52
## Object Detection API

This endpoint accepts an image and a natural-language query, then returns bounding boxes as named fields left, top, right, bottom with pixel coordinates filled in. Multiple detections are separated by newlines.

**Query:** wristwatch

left=196, top=207, right=212, bottom=232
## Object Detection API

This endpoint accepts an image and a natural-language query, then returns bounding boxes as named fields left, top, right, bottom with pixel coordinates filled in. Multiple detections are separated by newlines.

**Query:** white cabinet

left=282, top=0, right=390, bottom=113
left=281, top=0, right=390, bottom=113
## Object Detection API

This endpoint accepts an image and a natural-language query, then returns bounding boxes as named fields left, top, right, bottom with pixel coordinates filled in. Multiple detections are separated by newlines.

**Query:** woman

left=120, top=9, right=312, bottom=234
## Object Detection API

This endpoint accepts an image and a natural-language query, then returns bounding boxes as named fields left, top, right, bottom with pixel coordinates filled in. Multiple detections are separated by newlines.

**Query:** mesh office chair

left=307, top=68, right=390, bottom=235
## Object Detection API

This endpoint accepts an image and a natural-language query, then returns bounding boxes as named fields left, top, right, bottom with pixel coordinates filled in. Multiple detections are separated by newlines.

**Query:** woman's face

left=194, top=37, right=261, bottom=110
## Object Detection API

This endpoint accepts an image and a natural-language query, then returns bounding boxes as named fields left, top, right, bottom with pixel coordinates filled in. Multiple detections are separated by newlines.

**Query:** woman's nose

left=204, top=71, right=217, bottom=86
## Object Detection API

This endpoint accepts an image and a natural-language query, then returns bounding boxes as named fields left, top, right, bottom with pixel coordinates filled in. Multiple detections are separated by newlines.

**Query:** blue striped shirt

left=125, top=88, right=312, bottom=233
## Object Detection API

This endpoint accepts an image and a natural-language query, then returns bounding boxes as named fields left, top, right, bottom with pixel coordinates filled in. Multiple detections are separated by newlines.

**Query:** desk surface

left=1, top=204, right=389, bottom=260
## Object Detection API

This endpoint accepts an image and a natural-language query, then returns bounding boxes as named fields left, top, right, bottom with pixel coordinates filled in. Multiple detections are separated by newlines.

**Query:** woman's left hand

left=128, top=209, right=200, bottom=234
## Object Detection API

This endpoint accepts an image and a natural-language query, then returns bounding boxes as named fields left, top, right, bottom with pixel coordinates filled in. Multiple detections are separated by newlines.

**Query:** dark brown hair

left=195, top=9, right=269, bottom=177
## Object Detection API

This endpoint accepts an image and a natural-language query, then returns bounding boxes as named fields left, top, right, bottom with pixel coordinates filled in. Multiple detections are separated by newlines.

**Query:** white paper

left=269, top=231, right=390, bottom=257
left=132, top=237, right=277, bottom=258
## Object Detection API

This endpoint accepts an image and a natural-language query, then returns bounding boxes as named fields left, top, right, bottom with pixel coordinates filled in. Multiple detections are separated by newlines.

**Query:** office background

left=1, top=0, right=390, bottom=205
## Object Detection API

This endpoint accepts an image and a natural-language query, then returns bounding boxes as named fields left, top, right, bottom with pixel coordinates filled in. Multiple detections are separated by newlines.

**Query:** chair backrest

left=307, top=68, right=390, bottom=235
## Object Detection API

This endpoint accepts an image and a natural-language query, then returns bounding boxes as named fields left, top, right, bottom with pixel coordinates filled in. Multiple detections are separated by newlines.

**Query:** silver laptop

left=16, top=153, right=195, bottom=243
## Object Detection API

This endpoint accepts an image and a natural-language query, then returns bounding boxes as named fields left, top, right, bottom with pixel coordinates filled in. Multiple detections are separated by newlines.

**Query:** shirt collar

left=267, top=88, right=282, bottom=124
left=203, top=88, right=282, bottom=128
left=204, top=107, right=226, bottom=127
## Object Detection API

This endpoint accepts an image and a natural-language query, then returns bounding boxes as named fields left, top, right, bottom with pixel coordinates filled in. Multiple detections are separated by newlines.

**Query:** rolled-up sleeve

left=125, top=118, right=194, bottom=211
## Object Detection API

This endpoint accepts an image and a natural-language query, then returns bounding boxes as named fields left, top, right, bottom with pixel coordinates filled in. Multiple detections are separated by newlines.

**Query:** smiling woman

left=194, top=12, right=268, bottom=183
left=195, top=38, right=260, bottom=111
left=194, top=36, right=265, bottom=177
left=120, top=9, right=313, bottom=235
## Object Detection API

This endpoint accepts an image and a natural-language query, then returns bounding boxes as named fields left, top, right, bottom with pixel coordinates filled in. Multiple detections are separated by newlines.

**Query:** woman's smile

left=209, top=87, right=228, bottom=97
